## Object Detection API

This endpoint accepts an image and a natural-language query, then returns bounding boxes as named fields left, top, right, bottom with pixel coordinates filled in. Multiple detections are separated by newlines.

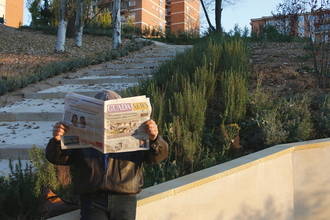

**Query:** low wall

left=48, top=138, right=330, bottom=220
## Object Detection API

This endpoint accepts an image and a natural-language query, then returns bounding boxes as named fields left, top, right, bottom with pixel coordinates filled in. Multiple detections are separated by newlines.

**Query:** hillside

left=250, top=41, right=328, bottom=96
left=0, top=25, right=117, bottom=78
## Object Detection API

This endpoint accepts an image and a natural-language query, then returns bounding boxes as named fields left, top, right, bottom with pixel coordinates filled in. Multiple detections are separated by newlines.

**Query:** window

left=129, top=0, right=136, bottom=7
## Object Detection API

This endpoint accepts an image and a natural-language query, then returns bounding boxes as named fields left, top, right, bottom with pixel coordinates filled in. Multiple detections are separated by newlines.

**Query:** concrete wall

left=293, top=143, right=330, bottom=220
left=48, top=138, right=330, bottom=220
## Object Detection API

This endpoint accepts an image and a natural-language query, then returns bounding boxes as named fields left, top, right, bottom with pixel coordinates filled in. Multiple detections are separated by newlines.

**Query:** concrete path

left=0, top=40, right=192, bottom=163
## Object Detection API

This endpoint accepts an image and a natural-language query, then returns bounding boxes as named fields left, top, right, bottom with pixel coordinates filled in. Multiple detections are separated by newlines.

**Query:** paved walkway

left=0, top=40, right=192, bottom=163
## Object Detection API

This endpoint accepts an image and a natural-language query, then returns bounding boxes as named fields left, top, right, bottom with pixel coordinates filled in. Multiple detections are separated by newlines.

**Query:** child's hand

left=144, top=120, right=158, bottom=141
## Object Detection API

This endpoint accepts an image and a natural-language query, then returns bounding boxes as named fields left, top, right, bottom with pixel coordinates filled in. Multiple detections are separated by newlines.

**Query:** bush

left=241, top=82, right=288, bottom=150
left=0, top=160, right=44, bottom=219
left=278, top=95, right=314, bottom=142
left=154, top=30, right=200, bottom=45
left=124, top=34, right=249, bottom=184
left=313, top=94, right=330, bottom=138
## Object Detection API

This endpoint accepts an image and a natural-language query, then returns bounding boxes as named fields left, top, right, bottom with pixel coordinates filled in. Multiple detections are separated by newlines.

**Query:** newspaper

left=60, top=93, right=152, bottom=153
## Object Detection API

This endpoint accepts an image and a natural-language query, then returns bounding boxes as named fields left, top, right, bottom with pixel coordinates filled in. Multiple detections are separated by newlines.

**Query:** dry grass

left=249, top=41, right=326, bottom=95
left=0, top=25, right=122, bottom=78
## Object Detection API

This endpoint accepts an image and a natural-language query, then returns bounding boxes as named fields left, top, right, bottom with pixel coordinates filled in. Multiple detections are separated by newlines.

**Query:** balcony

left=48, top=138, right=330, bottom=220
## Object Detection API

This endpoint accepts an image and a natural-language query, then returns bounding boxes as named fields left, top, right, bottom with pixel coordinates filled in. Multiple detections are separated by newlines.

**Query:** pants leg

left=108, top=194, right=137, bottom=220
left=80, top=196, right=108, bottom=220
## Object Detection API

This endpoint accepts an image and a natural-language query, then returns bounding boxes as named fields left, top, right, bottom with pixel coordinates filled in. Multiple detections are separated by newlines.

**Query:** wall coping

left=137, top=138, right=330, bottom=206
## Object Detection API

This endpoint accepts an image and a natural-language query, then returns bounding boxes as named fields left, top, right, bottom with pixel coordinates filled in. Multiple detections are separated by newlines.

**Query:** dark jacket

left=45, top=136, right=168, bottom=195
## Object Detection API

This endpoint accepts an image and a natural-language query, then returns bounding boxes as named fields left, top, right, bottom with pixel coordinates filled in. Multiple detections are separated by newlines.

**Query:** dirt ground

left=249, top=41, right=329, bottom=96
left=0, top=25, right=119, bottom=78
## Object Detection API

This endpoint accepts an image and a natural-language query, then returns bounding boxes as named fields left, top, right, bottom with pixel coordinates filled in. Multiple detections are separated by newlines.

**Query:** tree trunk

left=55, top=0, right=67, bottom=52
left=200, top=0, right=215, bottom=32
left=112, top=0, right=122, bottom=49
left=75, top=0, right=84, bottom=47
left=215, top=0, right=223, bottom=32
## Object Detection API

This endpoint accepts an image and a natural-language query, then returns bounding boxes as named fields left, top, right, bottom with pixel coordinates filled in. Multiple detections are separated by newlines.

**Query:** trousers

left=80, top=192, right=137, bottom=220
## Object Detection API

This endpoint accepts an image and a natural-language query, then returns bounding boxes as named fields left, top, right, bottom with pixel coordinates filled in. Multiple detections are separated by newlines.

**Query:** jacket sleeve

left=45, top=138, right=72, bottom=165
left=144, top=135, right=169, bottom=164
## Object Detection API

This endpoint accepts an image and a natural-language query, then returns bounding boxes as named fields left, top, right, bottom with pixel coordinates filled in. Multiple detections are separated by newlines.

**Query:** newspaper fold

left=60, top=93, right=152, bottom=153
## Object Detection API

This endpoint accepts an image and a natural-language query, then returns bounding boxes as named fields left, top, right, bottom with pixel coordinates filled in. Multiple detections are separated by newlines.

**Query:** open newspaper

left=60, top=93, right=152, bottom=153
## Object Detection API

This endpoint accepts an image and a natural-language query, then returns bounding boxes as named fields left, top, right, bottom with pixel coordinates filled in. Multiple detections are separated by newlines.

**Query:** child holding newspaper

left=46, top=90, right=168, bottom=220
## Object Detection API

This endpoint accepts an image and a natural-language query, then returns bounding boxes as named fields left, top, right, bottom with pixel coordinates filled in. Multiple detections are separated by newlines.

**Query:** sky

left=202, top=0, right=283, bottom=33
left=23, top=0, right=283, bottom=33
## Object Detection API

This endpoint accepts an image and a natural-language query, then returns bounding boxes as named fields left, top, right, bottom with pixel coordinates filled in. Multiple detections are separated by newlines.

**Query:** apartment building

left=98, top=0, right=200, bottom=33
left=0, top=0, right=24, bottom=28
left=251, top=9, right=330, bottom=42
left=167, top=0, right=200, bottom=33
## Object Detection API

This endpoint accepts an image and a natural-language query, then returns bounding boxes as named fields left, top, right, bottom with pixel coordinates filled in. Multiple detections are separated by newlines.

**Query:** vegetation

left=0, top=160, right=43, bottom=219
left=122, top=33, right=250, bottom=184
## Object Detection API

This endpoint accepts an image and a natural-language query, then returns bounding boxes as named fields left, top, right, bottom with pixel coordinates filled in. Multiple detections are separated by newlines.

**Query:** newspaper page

left=61, top=93, right=152, bottom=153
left=103, top=96, right=151, bottom=153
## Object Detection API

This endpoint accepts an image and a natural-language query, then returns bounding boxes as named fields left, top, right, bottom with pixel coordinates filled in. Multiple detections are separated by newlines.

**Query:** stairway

left=0, top=40, right=192, bottom=171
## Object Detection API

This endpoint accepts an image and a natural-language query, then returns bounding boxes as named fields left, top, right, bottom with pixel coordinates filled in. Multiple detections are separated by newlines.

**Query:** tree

left=215, top=0, right=223, bottom=32
left=200, top=0, right=215, bottom=31
left=74, top=0, right=84, bottom=47
left=201, top=0, right=236, bottom=32
left=274, top=0, right=330, bottom=87
left=273, top=0, right=307, bottom=36
left=55, top=0, right=68, bottom=52
left=112, top=0, right=122, bottom=49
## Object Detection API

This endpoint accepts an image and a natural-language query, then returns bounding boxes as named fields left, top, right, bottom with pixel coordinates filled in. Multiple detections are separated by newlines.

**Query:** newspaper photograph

left=60, top=93, right=152, bottom=153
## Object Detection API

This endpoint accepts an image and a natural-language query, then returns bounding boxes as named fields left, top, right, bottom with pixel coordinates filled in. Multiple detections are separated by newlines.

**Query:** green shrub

left=241, top=80, right=287, bottom=149
left=124, top=34, right=250, bottom=183
left=313, top=94, right=330, bottom=138
left=153, top=30, right=200, bottom=45
left=278, top=95, right=314, bottom=142
left=0, top=160, right=43, bottom=220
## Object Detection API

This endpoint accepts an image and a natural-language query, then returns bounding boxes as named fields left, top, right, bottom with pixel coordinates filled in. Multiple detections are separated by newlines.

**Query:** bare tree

left=215, top=0, right=223, bottom=32
left=55, top=0, right=68, bottom=52
left=112, top=0, right=121, bottom=49
left=275, top=0, right=330, bottom=87
left=202, top=0, right=236, bottom=32
left=74, top=0, right=84, bottom=47
left=273, top=0, right=307, bottom=36
left=305, top=0, right=330, bottom=88
left=200, top=0, right=215, bottom=31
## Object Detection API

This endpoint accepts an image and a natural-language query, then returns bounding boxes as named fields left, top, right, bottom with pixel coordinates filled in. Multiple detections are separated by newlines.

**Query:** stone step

left=0, top=159, right=31, bottom=175
left=0, top=98, right=64, bottom=121
left=0, top=112, right=62, bottom=122
left=64, top=75, right=152, bottom=85
left=25, top=82, right=137, bottom=99
left=79, top=68, right=154, bottom=76
left=105, top=61, right=160, bottom=69
left=119, top=57, right=172, bottom=63
left=0, top=121, right=56, bottom=159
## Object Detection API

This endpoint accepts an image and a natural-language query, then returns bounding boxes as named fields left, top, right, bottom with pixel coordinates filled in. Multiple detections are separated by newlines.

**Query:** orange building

left=0, top=0, right=24, bottom=28
left=167, top=0, right=200, bottom=33
left=251, top=10, right=330, bottom=42
left=98, top=0, right=200, bottom=34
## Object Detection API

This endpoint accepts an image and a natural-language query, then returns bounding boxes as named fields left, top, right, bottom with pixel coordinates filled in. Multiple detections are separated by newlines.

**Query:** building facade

left=99, top=0, right=200, bottom=34
left=0, top=0, right=24, bottom=28
left=166, top=0, right=200, bottom=33
left=251, top=10, right=330, bottom=42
